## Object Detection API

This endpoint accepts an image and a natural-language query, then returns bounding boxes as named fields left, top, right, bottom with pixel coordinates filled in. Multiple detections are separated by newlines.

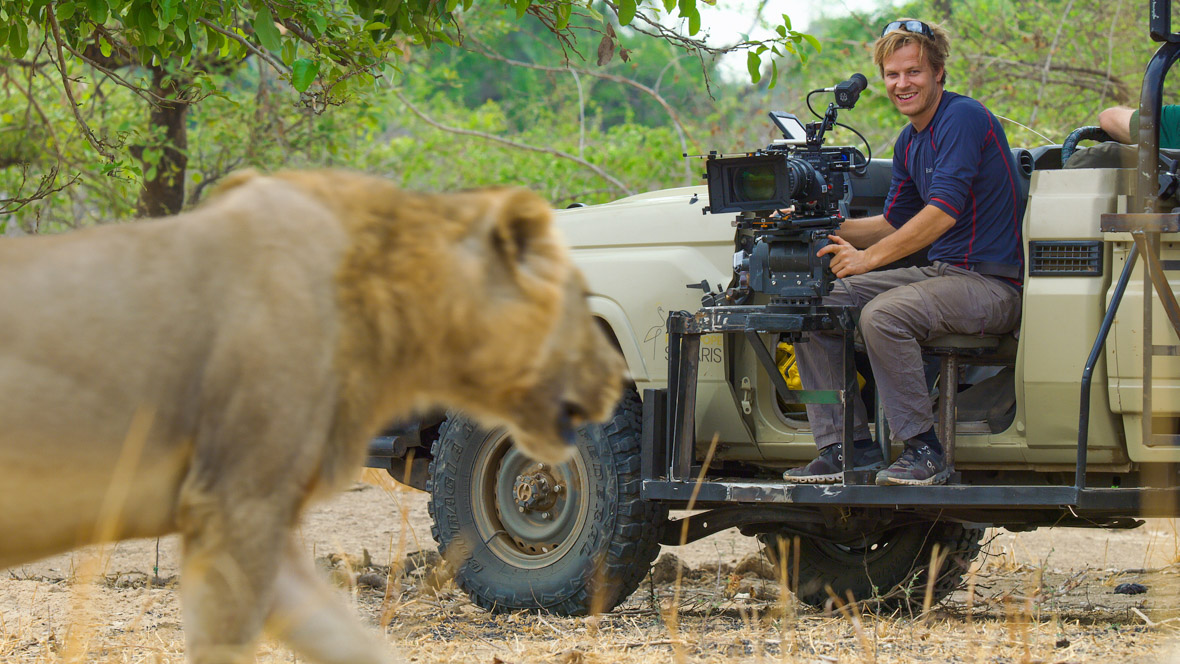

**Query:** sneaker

left=874, top=443, right=950, bottom=486
left=783, top=443, right=885, bottom=484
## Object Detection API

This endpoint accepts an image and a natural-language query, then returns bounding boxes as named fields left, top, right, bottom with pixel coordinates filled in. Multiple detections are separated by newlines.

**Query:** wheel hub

left=513, top=468, right=560, bottom=512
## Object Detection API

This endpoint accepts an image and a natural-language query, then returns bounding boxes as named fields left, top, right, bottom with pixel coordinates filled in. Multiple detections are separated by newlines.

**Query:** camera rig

left=703, top=73, right=869, bottom=305
left=660, top=76, right=872, bottom=483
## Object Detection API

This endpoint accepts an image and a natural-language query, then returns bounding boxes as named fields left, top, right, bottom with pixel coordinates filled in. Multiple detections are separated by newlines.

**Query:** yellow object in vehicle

left=775, top=342, right=865, bottom=412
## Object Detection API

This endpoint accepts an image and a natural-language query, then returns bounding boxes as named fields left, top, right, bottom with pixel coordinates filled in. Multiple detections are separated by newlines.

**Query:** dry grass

left=2, top=470, right=1178, bottom=663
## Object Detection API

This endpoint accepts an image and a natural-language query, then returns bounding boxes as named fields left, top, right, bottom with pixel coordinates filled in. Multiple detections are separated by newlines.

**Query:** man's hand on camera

left=818, top=235, right=874, bottom=278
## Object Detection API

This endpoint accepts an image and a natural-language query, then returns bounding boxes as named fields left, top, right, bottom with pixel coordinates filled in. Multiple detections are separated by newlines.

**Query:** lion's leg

left=266, top=540, right=398, bottom=664
left=178, top=497, right=295, bottom=664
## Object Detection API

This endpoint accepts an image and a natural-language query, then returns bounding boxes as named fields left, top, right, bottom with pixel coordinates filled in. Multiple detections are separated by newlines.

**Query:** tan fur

left=0, top=169, right=624, bottom=664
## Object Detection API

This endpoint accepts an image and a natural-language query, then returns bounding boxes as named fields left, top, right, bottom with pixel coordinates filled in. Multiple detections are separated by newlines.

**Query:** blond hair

left=872, top=19, right=951, bottom=85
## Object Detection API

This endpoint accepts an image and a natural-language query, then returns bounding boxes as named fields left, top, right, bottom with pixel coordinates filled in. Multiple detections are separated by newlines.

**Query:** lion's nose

left=558, top=401, right=587, bottom=444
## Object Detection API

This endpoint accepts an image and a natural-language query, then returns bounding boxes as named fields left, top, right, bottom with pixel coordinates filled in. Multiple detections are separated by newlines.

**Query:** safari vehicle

left=366, top=6, right=1180, bottom=615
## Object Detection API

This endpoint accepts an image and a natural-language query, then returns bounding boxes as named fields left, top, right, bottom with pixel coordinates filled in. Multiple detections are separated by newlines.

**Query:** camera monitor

left=769, top=112, right=807, bottom=142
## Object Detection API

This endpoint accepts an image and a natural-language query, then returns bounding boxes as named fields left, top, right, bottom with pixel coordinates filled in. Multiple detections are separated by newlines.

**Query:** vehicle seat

left=920, top=333, right=1019, bottom=473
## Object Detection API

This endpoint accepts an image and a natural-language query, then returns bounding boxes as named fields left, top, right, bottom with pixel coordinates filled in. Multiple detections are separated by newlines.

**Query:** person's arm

left=1099, top=106, right=1135, bottom=144
left=821, top=205, right=955, bottom=278
left=834, top=214, right=896, bottom=248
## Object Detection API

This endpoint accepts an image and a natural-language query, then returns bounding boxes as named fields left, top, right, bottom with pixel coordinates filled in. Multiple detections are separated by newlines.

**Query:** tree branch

left=394, top=91, right=633, bottom=196
left=46, top=3, right=115, bottom=160
left=197, top=18, right=290, bottom=74
left=967, top=55, right=1132, bottom=102
left=63, top=41, right=167, bottom=106
left=467, top=38, right=694, bottom=184
left=1029, top=0, right=1076, bottom=125
left=0, top=165, right=81, bottom=217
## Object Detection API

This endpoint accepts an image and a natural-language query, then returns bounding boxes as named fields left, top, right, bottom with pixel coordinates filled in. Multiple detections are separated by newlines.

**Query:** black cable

left=835, top=121, right=873, bottom=174
left=804, top=88, right=872, bottom=173
left=805, top=89, right=825, bottom=119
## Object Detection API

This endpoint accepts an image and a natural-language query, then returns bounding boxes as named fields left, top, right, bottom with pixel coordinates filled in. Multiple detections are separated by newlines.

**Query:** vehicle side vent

left=1028, top=241, right=1103, bottom=276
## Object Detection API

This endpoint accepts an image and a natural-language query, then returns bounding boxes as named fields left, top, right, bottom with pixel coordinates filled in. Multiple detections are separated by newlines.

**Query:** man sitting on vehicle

left=1098, top=104, right=1180, bottom=149
left=784, top=18, right=1024, bottom=486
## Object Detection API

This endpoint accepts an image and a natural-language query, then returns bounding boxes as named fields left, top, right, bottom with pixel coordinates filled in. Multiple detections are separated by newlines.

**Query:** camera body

left=704, top=112, right=865, bottom=303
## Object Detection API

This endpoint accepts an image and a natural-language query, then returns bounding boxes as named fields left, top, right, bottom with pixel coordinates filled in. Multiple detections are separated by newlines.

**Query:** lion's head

left=255, top=170, right=627, bottom=465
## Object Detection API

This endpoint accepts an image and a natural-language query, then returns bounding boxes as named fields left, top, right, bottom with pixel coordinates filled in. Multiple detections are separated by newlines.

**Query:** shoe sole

left=783, top=462, right=887, bottom=484
left=875, top=468, right=951, bottom=486
left=782, top=472, right=842, bottom=484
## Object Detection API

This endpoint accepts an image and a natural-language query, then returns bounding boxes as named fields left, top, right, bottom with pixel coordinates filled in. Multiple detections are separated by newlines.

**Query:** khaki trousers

left=794, top=262, right=1022, bottom=449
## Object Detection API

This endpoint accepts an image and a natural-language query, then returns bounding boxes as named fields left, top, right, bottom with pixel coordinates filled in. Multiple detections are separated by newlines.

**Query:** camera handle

left=806, top=103, right=841, bottom=149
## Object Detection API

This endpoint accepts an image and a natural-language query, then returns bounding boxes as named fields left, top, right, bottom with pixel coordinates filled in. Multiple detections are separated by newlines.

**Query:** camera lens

left=733, top=165, right=778, bottom=202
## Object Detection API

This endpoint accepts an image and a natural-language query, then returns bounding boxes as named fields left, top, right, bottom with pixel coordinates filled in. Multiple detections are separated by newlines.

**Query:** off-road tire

left=427, top=389, right=666, bottom=615
left=758, top=520, right=984, bottom=609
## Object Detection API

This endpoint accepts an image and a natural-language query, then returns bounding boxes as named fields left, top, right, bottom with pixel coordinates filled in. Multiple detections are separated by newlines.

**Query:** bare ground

left=2, top=469, right=1178, bottom=663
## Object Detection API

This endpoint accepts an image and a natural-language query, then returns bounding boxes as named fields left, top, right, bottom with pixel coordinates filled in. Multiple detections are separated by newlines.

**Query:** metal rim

left=470, top=429, right=589, bottom=569
left=810, top=526, right=907, bottom=565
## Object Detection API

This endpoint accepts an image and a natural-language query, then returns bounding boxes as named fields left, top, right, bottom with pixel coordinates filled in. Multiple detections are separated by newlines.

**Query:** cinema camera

left=703, top=74, right=870, bottom=305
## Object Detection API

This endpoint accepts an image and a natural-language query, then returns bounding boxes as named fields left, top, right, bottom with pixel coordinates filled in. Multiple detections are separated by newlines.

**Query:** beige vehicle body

left=559, top=165, right=1180, bottom=471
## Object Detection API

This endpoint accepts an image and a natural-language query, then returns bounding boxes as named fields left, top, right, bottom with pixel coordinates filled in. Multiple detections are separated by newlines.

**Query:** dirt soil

left=2, top=468, right=1178, bottom=663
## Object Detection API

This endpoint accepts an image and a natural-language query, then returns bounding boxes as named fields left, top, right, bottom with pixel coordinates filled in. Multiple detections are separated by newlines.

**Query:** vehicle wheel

left=427, top=388, right=666, bottom=615
left=757, top=520, right=984, bottom=609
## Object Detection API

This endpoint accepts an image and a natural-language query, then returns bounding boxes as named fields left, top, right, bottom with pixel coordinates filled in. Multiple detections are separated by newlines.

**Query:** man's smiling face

left=882, top=42, right=944, bottom=131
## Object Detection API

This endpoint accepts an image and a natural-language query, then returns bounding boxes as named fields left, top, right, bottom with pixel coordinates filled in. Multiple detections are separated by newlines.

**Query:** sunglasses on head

left=881, top=20, right=934, bottom=39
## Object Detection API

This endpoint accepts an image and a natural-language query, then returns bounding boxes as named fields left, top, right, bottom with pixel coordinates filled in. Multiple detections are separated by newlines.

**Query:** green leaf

left=688, top=9, right=700, bottom=35
left=308, top=11, right=327, bottom=36
left=746, top=50, right=761, bottom=84
left=802, top=33, right=821, bottom=53
left=555, top=2, right=571, bottom=30
left=663, top=0, right=676, bottom=13
left=56, top=2, right=76, bottom=21
left=253, top=7, right=282, bottom=51
left=158, top=0, right=177, bottom=27
left=363, top=21, right=389, bottom=30
left=445, top=0, right=459, bottom=11
left=678, top=0, right=692, bottom=18
left=618, top=0, right=636, bottom=25
left=782, top=13, right=791, bottom=31
left=99, top=35, right=112, bottom=57
left=136, top=8, right=160, bottom=45
left=513, top=0, right=530, bottom=19
left=281, top=38, right=296, bottom=65
left=768, top=59, right=778, bottom=89
left=205, top=25, right=224, bottom=51
left=291, top=58, right=319, bottom=92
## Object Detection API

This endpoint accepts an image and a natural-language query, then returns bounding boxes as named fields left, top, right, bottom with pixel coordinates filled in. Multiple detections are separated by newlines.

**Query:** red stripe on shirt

left=887, top=137, right=916, bottom=224
left=886, top=178, right=909, bottom=223
left=982, top=117, right=1024, bottom=273
left=964, top=191, right=978, bottom=268
left=931, top=197, right=960, bottom=215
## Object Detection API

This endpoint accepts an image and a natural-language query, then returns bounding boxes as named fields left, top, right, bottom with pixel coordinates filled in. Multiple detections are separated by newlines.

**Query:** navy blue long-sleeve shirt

left=883, top=91, right=1024, bottom=281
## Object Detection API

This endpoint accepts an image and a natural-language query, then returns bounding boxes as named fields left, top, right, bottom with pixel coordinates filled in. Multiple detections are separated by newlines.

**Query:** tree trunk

left=136, top=66, right=190, bottom=217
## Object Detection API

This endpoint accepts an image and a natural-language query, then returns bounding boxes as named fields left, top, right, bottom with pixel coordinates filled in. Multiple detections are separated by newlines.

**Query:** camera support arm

left=807, top=103, right=841, bottom=149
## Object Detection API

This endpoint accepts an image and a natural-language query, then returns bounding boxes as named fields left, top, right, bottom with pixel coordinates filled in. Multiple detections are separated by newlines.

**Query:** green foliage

left=0, top=0, right=814, bottom=224
left=746, top=0, right=1159, bottom=159
left=941, top=0, right=1152, bottom=146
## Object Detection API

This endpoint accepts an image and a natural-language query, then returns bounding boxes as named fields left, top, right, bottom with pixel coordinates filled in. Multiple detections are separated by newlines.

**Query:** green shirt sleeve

left=1129, top=105, right=1180, bottom=149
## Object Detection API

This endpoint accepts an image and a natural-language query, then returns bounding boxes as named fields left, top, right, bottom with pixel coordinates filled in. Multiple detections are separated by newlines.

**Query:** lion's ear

left=486, top=189, right=566, bottom=283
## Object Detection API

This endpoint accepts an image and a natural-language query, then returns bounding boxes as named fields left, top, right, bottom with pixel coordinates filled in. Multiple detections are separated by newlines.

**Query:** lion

left=0, top=169, right=625, bottom=664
